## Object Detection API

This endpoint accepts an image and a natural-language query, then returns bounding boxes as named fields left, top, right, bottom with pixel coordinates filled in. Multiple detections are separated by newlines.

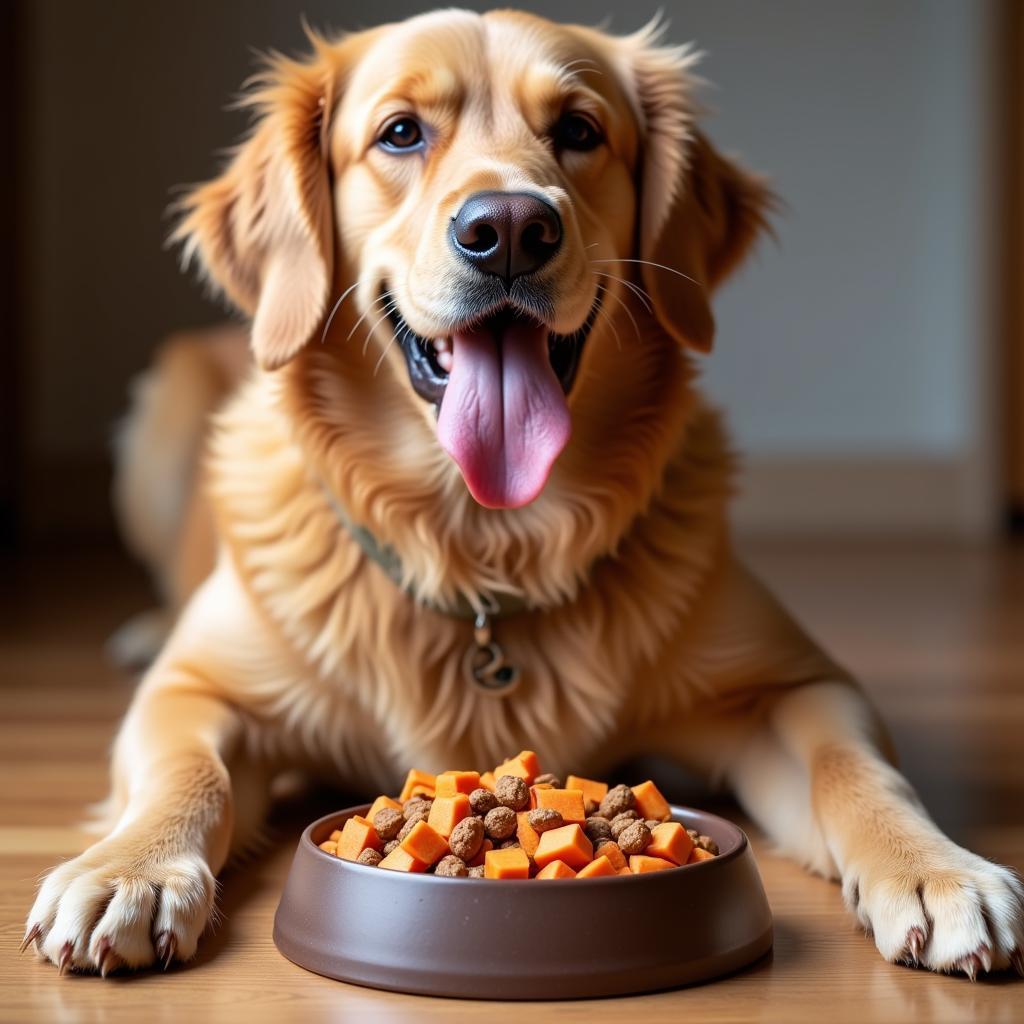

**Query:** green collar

left=318, top=482, right=530, bottom=621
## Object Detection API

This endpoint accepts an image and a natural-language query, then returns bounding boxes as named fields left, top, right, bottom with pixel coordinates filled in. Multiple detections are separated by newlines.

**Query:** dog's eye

left=553, top=112, right=604, bottom=152
left=378, top=116, right=424, bottom=152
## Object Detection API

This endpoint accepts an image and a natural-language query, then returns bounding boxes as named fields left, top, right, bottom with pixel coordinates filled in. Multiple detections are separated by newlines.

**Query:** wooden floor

left=1, top=539, right=1022, bottom=1023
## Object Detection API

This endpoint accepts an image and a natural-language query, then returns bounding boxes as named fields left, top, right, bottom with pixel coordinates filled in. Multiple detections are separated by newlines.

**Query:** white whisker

left=594, top=285, right=624, bottom=351
left=373, top=329, right=402, bottom=376
left=361, top=300, right=399, bottom=357
left=591, top=258, right=701, bottom=287
left=346, top=294, right=389, bottom=344
left=594, top=277, right=641, bottom=344
left=591, top=266, right=654, bottom=314
left=319, top=281, right=360, bottom=345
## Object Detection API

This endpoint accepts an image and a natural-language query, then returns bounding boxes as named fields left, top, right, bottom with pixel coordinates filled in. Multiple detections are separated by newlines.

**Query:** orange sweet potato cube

left=616, top=866, right=632, bottom=876
left=337, top=815, right=383, bottom=861
left=399, top=820, right=449, bottom=865
left=576, top=856, right=618, bottom=879
left=318, top=840, right=338, bottom=855
left=630, top=780, right=671, bottom=822
left=479, top=771, right=497, bottom=792
left=688, top=847, right=717, bottom=864
left=647, top=822, right=694, bottom=866
left=534, top=823, right=593, bottom=870
left=535, top=859, right=577, bottom=880
left=536, top=788, right=586, bottom=824
left=427, top=793, right=471, bottom=837
left=378, top=846, right=428, bottom=873
left=435, top=771, right=481, bottom=797
left=329, top=829, right=343, bottom=842
left=493, top=750, right=541, bottom=785
left=629, top=854, right=675, bottom=874
left=516, top=812, right=541, bottom=858
left=367, top=795, right=403, bottom=822
left=594, top=841, right=627, bottom=872
left=398, top=769, right=436, bottom=802
left=565, top=775, right=608, bottom=807
left=528, top=782, right=553, bottom=809
left=468, top=838, right=493, bottom=868
left=484, top=847, right=531, bottom=879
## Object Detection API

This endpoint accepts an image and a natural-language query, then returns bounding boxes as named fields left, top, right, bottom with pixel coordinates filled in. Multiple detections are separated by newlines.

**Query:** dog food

left=317, top=752, right=720, bottom=879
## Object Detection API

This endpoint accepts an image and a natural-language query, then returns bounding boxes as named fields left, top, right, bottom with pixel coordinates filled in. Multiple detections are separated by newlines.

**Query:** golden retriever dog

left=26, top=9, right=1023, bottom=979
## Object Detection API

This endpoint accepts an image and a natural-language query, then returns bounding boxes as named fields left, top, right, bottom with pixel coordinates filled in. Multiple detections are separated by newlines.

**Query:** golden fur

left=27, top=10, right=1023, bottom=979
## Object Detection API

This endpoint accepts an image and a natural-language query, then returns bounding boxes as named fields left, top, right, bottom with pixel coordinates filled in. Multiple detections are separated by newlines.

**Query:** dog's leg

left=729, top=680, right=1024, bottom=976
left=24, top=682, right=242, bottom=974
left=24, top=559, right=275, bottom=975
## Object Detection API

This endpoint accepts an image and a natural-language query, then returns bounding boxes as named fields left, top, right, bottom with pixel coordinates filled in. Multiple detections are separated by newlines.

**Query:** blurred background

left=3, top=0, right=1022, bottom=547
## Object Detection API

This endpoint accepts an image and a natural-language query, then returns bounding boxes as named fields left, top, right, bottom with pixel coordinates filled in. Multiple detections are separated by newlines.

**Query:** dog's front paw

left=24, top=833, right=216, bottom=975
left=845, top=841, right=1024, bottom=978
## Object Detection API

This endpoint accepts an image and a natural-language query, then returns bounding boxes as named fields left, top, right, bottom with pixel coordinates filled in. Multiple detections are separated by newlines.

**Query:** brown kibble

left=617, top=820, right=652, bottom=855
left=645, top=819, right=661, bottom=831
left=495, top=774, right=529, bottom=811
left=467, top=865, right=485, bottom=878
left=403, top=797, right=432, bottom=820
left=584, top=798, right=600, bottom=817
left=697, top=834, right=719, bottom=855
left=527, top=808, right=564, bottom=833
left=373, top=808, right=404, bottom=841
left=498, top=838, right=521, bottom=850
left=609, top=810, right=640, bottom=839
left=397, top=812, right=427, bottom=841
left=534, top=773, right=562, bottom=788
left=434, top=854, right=468, bottom=877
left=584, top=816, right=613, bottom=843
left=382, top=839, right=399, bottom=855
left=449, top=816, right=485, bottom=861
left=599, top=783, right=636, bottom=819
left=484, top=805, right=517, bottom=840
left=687, top=828, right=700, bottom=844
left=469, top=787, right=498, bottom=816
left=356, top=848, right=383, bottom=866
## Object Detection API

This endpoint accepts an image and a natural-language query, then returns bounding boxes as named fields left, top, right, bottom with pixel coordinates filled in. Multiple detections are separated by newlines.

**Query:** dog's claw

left=155, top=930, right=176, bottom=971
left=57, top=941, right=74, bottom=976
left=957, top=953, right=981, bottom=982
left=906, top=926, right=926, bottom=964
left=19, top=923, right=41, bottom=955
left=95, top=938, right=117, bottom=978
left=976, top=943, right=992, bottom=974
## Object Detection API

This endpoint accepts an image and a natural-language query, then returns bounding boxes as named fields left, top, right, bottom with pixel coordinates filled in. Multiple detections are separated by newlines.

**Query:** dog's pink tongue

left=437, top=320, right=570, bottom=509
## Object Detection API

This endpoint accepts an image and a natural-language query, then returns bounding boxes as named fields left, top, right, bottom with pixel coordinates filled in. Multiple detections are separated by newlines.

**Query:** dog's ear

left=627, top=34, right=772, bottom=353
left=174, top=39, right=340, bottom=370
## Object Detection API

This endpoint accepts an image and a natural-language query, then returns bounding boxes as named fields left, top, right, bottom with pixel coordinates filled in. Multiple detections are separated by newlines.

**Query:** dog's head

left=178, top=10, right=769, bottom=510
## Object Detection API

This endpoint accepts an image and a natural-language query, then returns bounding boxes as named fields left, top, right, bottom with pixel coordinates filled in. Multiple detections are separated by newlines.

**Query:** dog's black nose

left=450, top=191, right=562, bottom=284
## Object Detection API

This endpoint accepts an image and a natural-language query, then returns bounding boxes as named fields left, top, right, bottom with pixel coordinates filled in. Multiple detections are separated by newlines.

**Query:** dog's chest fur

left=208, top=375, right=734, bottom=791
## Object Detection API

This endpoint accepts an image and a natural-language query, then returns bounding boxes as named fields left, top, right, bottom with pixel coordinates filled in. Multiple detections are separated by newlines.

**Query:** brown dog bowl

left=273, top=803, right=771, bottom=999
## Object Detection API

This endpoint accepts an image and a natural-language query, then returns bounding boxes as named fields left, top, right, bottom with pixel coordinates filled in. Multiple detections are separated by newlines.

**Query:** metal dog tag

left=462, top=613, right=521, bottom=696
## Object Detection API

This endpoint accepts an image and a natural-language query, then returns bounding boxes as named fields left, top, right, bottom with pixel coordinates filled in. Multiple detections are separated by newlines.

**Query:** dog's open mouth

left=386, top=295, right=600, bottom=509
